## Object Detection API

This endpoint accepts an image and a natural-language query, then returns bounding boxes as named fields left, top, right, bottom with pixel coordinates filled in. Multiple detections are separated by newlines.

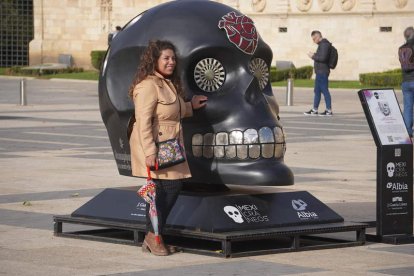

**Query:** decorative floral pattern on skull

left=218, top=11, right=259, bottom=55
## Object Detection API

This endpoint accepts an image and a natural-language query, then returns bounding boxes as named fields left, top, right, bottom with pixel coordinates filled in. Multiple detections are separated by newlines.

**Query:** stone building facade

left=29, top=0, right=414, bottom=80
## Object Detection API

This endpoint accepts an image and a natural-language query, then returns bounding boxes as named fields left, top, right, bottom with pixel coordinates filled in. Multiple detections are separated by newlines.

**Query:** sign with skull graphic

left=99, top=0, right=294, bottom=186
left=358, top=88, right=413, bottom=237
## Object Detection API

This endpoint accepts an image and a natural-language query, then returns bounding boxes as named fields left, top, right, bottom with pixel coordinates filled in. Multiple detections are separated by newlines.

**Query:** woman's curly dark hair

left=128, top=40, right=183, bottom=99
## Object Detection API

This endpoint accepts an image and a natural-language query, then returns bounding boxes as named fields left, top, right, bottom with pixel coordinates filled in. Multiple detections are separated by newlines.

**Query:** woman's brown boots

left=142, top=232, right=169, bottom=256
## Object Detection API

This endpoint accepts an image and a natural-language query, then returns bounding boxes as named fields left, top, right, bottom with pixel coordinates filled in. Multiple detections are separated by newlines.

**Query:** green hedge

left=382, top=68, right=402, bottom=74
left=294, top=66, right=313, bottom=79
left=6, top=66, right=83, bottom=76
left=270, top=66, right=313, bottom=82
left=270, top=67, right=292, bottom=82
left=359, top=69, right=402, bottom=87
left=91, top=50, right=107, bottom=70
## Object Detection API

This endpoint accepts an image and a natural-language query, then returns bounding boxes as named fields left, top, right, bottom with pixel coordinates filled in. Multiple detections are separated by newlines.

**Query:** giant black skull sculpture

left=99, top=0, right=294, bottom=186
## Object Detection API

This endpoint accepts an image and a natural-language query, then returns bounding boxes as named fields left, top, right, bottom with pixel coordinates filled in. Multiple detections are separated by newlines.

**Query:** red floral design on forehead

left=218, top=11, right=259, bottom=55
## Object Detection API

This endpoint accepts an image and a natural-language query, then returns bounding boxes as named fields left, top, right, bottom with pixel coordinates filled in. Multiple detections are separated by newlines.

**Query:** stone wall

left=29, top=0, right=155, bottom=68
left=30, top=0, right=414, bottom=80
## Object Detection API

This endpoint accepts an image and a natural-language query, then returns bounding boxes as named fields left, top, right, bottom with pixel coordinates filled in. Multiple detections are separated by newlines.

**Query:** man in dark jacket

left=108, top=26, right=122, bottom=46
left=399, top=26, right=414, bottom=137
left=304, top=30, right=333, bottom=116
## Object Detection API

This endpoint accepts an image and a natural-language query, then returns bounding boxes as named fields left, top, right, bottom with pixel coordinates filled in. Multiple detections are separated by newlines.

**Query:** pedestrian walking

left=304, top=30, right=334, bottom=116
left=108, top=26, right=122, bottom=46
left=398, top=26, right=414, bottom=137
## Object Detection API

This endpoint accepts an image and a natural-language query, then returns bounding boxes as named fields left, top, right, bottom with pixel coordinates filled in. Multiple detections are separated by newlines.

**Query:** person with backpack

left=108, top=26, right=122, bottom=46
left=304, top=30, right=337, bottom=116
left=398, top=26, right=414, bottom=138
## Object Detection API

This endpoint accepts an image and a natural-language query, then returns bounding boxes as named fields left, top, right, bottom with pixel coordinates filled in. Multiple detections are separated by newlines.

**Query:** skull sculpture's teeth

left=191, top=126, right=286, bottom=159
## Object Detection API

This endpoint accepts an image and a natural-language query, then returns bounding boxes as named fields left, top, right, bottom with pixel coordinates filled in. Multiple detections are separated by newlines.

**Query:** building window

left=100, top=0, right=113, bottom=33
left=0, top=0, right=34, bottom=67
left=279, top=27, right=288, bottom=33
left=380, top=26, right=392, bottom=33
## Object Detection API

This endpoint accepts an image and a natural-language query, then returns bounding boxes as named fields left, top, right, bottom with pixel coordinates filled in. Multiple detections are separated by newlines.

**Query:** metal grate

left=0, top=0, right=34, bottom=67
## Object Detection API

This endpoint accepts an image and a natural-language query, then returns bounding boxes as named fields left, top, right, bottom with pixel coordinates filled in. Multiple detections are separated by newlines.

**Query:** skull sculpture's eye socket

left=248, top=58, right=269, bottom=90
left=194, top=58, right=226, bottom=92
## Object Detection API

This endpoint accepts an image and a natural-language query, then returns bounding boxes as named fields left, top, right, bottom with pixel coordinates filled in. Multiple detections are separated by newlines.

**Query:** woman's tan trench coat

left=129, top=72, right=193, bottom=180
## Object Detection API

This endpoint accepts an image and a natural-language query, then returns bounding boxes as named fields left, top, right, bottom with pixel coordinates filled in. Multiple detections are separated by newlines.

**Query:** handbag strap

left=177, top=96, right=182, bottom=140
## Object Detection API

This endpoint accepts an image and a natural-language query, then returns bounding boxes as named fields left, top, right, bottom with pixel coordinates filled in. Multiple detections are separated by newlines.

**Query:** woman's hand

left=145, top=154, right=157, bottom=168
left=191, top=95, right=208, bottom=110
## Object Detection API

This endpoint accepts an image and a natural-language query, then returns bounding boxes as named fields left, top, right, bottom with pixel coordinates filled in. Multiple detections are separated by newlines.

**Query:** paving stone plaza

left=0, top=77, right=413, bottom=275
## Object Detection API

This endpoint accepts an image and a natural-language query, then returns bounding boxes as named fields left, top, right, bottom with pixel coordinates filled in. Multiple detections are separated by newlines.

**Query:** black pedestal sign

left=358, top=88, right=413, bottom=243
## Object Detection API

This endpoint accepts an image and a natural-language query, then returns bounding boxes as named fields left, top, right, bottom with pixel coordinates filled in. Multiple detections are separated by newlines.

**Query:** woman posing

left=129, top=40, right=207, bottom=256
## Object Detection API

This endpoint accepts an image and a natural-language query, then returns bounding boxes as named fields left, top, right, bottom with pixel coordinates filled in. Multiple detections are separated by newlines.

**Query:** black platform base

left=55, top=187, right=368, bottom=257
left=366, top=234, right=414, bottom=245
left=70, top=187, right=347, bottom=232
left=53, top=215, right=367, bottom=257
left=53, top=216, right=367, bottom=258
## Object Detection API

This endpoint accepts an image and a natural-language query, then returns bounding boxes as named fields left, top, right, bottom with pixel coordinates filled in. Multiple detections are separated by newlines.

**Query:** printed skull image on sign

left=387, top=162, right=395, bottom=178
left=99, top=0, right=294, bottom=186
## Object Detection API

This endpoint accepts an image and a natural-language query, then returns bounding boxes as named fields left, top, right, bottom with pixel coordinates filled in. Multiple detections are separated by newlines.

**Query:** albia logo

left=291, top=199, right=307, bottom=211
left=291, top=199, right=318, bottom=220
left=386, top=182, right=408, bottom=192
left=223, top=206, right=244, bottom=223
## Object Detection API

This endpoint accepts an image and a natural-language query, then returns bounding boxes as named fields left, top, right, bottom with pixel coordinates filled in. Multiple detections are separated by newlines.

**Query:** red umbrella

left=137, top=165, right=160, bottom=244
